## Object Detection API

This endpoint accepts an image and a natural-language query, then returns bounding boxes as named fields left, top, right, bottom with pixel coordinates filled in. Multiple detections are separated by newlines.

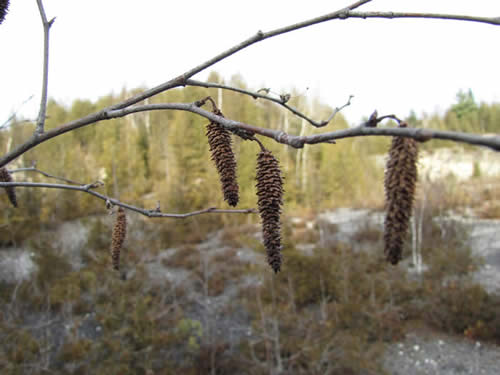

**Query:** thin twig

left=251, top=136, right=267, bottom=152
left=303, top=124, right=500, bottom=151
left=186, top=79, right=352, bottom=127
left=11, top=101, right=492, bottom=152
left=0, top=181, right=257, bottom=218
left=324, top=95, right=354, bottom=124
left=35, top=0, right=55, bottom=135
left=1, top=0, right=500, bottom=166
left=107, top=103, right=500, bottom=150
left=343, top=11, right=500, bottom=26
left=105, top=102, right=308, bottom=146
left=9, top=165, right=85, bottom=185
left=0, top=95, right=35, bottom=129
left=108, top=0, right=373, bottom=112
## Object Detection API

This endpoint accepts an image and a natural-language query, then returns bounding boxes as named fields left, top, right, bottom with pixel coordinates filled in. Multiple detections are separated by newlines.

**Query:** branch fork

left=1, top=0, right=499, bottom=223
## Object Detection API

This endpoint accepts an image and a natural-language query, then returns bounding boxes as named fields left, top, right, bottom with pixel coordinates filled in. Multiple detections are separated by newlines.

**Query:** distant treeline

left=0, top=74, right=498, bottom=237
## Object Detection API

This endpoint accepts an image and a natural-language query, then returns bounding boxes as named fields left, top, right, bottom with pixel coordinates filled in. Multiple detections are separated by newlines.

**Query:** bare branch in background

left=343, top=11, right=500, bottom=26
left=1, top=0, right=499, bottom=167
left=0, top=95, right=35, bottom=129
left=0, top=181, right=257, bottom=218
left=303, top=124, right=500, bottom=151
left=107, top=0, right=373, bottom=112
left=104, top=104, right=500, bottom=151
left=186, top=79, right=353, bottom=127
left=35, top=0, right=55, bottom=135
left=9, top=164, right=86, bottom=185
left=324, top=95, right=354, bottom=125
left=2, top=98, right=499, bottom=174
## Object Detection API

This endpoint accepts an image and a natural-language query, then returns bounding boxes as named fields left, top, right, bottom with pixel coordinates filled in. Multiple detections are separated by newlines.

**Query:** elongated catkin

left=206, top=112, right=239, bottom=207
left=0, top=167, right=17, bottom=208
left=0, top=0, right=9, bottom=24
left=111, top=207, right=127, bottom=271
left=256, top=149, right=284, bottom=273
left=384, top=122, right=418, bottom=264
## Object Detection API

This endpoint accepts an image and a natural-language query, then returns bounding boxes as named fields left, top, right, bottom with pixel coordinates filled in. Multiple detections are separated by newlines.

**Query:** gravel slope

left=383, top=331, right=500, bottom=375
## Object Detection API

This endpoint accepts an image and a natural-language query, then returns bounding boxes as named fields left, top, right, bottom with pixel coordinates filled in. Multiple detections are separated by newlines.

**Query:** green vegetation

left=1, top=77, right=500, bottom=373
left=407, top=88, right=500, bottom=150
left=0, top=73, right=384, bottom=237
left=1, top=211, right=498, bottom=374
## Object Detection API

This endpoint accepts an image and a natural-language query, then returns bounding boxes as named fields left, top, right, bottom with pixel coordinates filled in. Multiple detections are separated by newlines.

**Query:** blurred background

left=2, top=1, right=500, bottom=373
left=1, top=75, right=500, bottom=373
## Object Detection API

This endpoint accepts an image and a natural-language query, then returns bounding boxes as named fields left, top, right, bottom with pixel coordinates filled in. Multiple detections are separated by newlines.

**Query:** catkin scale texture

left=384, top=124, right=418, bottom=265
left=206, top=120, right=239, bottom=207
left=0, top=167, right=17, bottom=208
left=111, top=207, right=127, bottom=271
left=256, top=149, right=284, bottom=273
left=0, top=0, right=9, bottom=24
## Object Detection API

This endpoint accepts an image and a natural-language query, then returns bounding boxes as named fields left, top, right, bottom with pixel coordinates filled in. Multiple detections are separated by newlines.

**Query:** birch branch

left=35, top=0, right=55, bottom=135
left=106, top=104, right=500, bottom=151
left=0, top=181, right=257, bottom=218
left=342, top=11, right=500, bottom=26
left=185, top=79, right=353, bottom=127
left=3, top=101, right=498, bottom=175
left=304, top=124, right=500, bottom=151
left=0, top=95, right=35, bottom=129
left=107, top=0, right=372, bottom=111
left=9, top=165, right=85, bottom=185
left=1, top=0, right=500, bottom=166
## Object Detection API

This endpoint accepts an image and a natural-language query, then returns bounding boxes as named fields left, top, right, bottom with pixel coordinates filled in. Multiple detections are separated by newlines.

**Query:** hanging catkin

left=256, top=149, right=284, bottom=273
left=110, top=207, right=127, bottom=271
left=206, top=111, right=239, bottom=206
left=0, top=0, right=9, bottom=24
left=0, top=167, right=17, bottom=208
left=384, top=122, right=418, bottom=264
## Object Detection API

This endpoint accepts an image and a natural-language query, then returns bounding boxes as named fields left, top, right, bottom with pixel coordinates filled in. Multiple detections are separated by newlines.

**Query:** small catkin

left=110, top=207, right=127, bottom=271
left=256, top=149, right=284, bottom=273
left=0, top=0, right=9, bottom=24
left=206, top=112, right=239, bottom=206
left=0, top=167, right=17, bottom=208
left=384, top=122, right=418, bottom=264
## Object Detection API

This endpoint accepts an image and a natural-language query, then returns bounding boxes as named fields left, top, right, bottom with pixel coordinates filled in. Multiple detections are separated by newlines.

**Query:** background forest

left=3, top=73, right=500, bottom=239
left=1, top=73, right=500, bottom=374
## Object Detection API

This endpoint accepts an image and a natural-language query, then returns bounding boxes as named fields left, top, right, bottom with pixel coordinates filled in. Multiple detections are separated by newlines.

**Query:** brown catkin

left=110, top=207, right=127, bottom=271
left=206, top=113, right=239, bottom=206
left=0, top=0, right=9, bottom=24
left=256, top=149, right=284, bottom=273
left=0, top=167, right=17, bottom=207
left=384, top=122, right=418, bottom=264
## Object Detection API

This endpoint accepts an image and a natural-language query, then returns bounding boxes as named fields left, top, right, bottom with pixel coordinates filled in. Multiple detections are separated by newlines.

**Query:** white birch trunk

left=218, top=87, right=223, bottom=112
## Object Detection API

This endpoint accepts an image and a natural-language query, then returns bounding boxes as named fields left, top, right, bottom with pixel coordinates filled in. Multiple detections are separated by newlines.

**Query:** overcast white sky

left=1, top=0, right=500, bottom=125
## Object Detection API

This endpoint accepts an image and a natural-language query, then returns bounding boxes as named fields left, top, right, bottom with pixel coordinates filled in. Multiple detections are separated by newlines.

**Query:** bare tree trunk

left=295, top=105, right=309, bottom=188
left=301, top=132, right=309, bottom=193
left=217, top=87, right=223, bottom=112
left=144, top=98, right=151, bottom=131
left=411, top=187, right=427, bottom=275
left=270, top=276, right=283, bottom=374
left=300, top=99, right=312, bottom=194
left=198, top=246, right=217, bottom=375
left=417, top=193, right=426, bottom=274
left=164, top=118, right=169, bottom=182
left=411, top=214, right=417, bottom=267
left=295, top=148, right=303, bottom=188
left=282, top=112, right=290, bottom=172
left=112, top=156, right=119, bottom=198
